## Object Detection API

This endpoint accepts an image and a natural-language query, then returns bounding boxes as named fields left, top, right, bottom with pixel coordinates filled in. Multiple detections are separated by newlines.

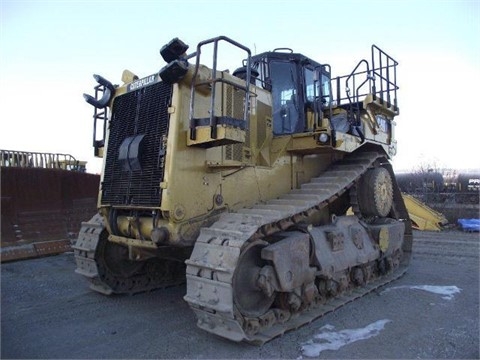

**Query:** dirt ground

left=1, top=230, right=479, bottom=359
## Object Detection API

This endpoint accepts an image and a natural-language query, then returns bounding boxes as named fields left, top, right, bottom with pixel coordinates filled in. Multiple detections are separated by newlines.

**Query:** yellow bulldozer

left=75, top=36, right=412, bottom=344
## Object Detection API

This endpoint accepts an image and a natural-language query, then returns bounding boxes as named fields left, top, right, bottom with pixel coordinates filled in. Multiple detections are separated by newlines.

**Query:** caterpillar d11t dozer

left=75, top=36, right=412, bottom=344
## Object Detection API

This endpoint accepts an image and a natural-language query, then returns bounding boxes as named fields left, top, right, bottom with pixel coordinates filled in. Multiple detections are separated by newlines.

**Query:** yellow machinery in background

left=348, top=194, right=448, bottom=231
left=402, top=194, right=448, bottom=231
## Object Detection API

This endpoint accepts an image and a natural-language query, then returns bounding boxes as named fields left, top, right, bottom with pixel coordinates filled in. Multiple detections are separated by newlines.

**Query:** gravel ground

left=1, top=230, right=479, bottom=359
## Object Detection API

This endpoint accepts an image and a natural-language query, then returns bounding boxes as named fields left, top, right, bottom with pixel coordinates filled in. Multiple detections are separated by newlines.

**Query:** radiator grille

left=101, top=82, right=172, bottom=207
left=225, top=143, right=244, bottom=162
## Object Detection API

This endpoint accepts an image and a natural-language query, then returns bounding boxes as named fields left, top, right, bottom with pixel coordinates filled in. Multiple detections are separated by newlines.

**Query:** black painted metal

left=101, top=82, right=172, bottom=207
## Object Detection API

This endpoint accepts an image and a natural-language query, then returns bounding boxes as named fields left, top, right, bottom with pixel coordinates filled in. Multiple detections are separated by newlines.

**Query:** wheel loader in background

left=75, top=36, right=412, bottom=344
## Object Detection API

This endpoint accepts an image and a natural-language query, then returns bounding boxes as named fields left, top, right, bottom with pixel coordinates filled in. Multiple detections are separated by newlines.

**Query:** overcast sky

left=1, top=0, right=479, bottom=173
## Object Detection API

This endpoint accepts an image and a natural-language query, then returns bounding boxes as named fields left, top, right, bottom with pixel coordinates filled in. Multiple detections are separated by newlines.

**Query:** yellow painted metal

left=186, top=125, right=246, bottom=147
left=379, top=227, right=389, bottom=252
left=109, top=73, right=337, bottom=246
left=98, top=61, right=402, bottom=248
left=402, top=193, right=448, bottom=231
left=108, top=234, right=157, bottom=250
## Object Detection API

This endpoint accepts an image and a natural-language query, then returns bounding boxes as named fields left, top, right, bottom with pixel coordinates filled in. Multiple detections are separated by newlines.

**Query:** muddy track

left=73, top=215, right=186, bottom=295
left=73, top=150, right=412, bottom=343
left=184, top=150, right=412, bottom=343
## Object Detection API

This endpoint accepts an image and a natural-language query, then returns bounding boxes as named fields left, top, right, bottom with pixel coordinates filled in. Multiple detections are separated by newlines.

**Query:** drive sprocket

left=357, top=166, right=393, bottom=218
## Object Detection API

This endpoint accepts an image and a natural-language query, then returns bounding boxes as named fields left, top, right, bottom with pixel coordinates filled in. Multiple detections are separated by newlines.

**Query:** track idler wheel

left=98, top=231, right=144, bottom=278
left=95, top=230, right=145, bottom=291
left=233, top=241, right=276, bottom=318
left=357, top=166, right=393, bottom=218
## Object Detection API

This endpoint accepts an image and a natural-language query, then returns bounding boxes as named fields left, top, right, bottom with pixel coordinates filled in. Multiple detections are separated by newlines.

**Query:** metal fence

left=0, top=149, right=86, bottom=172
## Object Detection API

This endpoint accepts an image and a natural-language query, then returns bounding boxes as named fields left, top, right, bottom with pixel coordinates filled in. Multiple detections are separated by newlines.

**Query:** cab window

left=269, top=61, right=302, bottom=135
left=305, top=67, right=331, bottom=106
left=304, top=67, right=318, bottom=102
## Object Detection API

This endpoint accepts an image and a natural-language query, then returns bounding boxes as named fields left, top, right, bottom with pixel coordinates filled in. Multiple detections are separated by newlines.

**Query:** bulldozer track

left=73, top=214, right=186, bottom=295
left=73, top=150, right=411, bottom=343
left=184, top=150, right=412, bottom=344
left=73, top=214, right=109, bottom=291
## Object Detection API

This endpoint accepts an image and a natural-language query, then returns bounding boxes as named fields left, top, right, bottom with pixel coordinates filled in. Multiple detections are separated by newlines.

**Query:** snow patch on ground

left=300, top=319, right=391, bottom=358
left=382, top=285, right=462, bottom=300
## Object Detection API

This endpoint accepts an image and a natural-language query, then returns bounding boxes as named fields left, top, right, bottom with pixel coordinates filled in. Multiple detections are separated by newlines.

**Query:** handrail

left=331, top=45, right=398, bottom=112
left=188, top=36, right=252, bottom=140
left=92, top=84, right=109, bottom=156
left=345, top=59, right=370, bottom=106
left=0, top=150, right=85, bottom=171
left=371, top=44, right=398, bottom=110
left=333, top=68, right=371, bottom=106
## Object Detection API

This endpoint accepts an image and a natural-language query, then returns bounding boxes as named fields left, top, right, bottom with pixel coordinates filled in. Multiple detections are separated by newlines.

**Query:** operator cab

left=249, top=50, right=331, bottom=136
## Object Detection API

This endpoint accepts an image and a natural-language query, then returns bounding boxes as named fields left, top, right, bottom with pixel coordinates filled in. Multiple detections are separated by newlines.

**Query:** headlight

left=318, top=132, right=330, bottom=144
left=159, top=59, right=189, bottom=84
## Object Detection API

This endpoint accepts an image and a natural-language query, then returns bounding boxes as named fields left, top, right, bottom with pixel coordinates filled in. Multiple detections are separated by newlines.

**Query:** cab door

left=268, top=60, right=303, bottom=135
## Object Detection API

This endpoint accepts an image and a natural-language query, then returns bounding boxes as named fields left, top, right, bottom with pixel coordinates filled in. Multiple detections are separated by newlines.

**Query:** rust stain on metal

left=1, top=167, right=100, bottom=262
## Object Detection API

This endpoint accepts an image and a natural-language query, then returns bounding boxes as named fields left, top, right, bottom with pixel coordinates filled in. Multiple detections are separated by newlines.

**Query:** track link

left=184, top=150, right=412, bottom=344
